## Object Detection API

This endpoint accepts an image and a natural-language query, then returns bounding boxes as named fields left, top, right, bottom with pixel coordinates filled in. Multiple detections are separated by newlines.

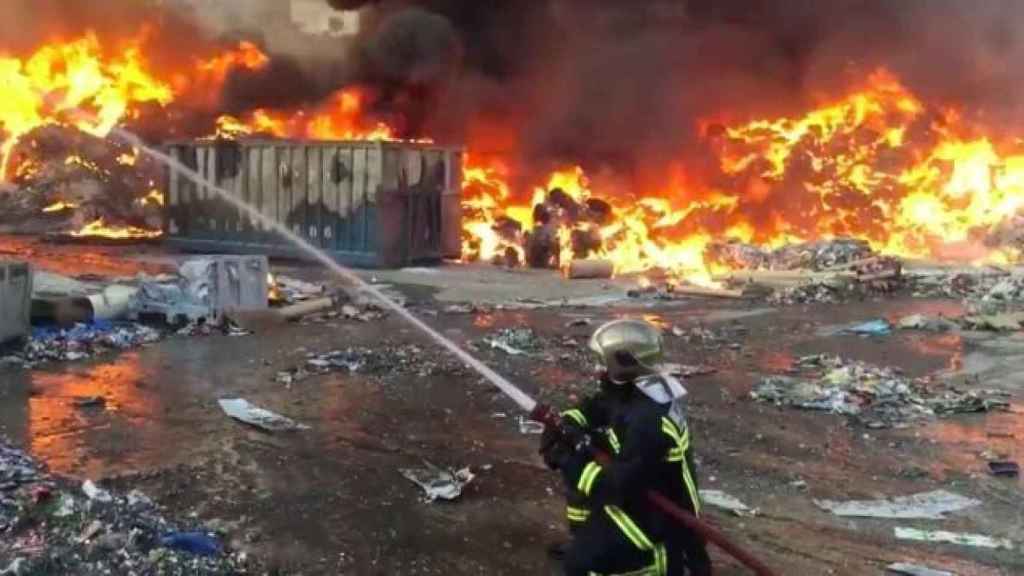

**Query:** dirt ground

left=1, top=236, right=1022, bottom=575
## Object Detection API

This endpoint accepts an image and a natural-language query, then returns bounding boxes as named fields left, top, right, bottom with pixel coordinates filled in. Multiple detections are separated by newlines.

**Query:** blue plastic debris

left=842, top=319, right=892, bottom=336
left=160, top=532, right=223, bottom=557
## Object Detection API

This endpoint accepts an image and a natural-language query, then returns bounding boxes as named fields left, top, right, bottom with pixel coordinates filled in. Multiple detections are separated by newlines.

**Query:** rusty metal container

left=163, top=139, right=463, bottom=267
left=0, top=261, right=32, bottom=345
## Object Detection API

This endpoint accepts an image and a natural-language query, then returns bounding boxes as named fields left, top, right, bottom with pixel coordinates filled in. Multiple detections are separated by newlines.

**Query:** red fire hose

left=531, top=405, right=778, bottom=576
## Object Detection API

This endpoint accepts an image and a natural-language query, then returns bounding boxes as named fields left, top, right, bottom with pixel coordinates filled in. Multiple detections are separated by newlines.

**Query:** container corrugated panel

left=164, top=140, right=463, bottom=268
left=0, top=261, right=32, bottom=345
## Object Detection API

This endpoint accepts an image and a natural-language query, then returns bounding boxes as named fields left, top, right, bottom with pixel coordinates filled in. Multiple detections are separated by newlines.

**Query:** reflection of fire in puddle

left=28, top=353, right=155, bottom=475
left=906, top=406, right=1023, bottom=479
left=473, top=313, right=497, bottom=329
left=0, top=235, right=168, bottom=278
left=758, top=350, right=795, bottom=373
left=906, top=333, right=964, bottom=372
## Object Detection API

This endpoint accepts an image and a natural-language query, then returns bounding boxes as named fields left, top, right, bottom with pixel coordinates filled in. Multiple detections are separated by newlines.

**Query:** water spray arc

left=111, top=127, right=776, bottom=575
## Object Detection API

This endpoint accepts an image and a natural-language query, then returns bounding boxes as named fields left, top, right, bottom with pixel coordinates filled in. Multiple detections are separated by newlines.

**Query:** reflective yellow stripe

left=567, top=506, right=590, bottom=522
left=562, top=409, right=587, bottom=427
left=682, top=460, right=701, bottom=516
left=604, top=505, right=654, bottom=551
left=577, top=462, right=602, bottom=496
left=607, top=429, right=622, bottom=454
left=662, top=418, right=700, bottom=515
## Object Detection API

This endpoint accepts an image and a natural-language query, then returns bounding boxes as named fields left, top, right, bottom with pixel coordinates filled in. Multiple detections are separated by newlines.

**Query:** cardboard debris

left=699, top=490, right=757, bottom=517
left=886, top=562, right=955, bottom=576
left=400, top=464, right=475, bottom=502
left=815, top=490, right=980, bottom=520
left=270, top=275, right=324, bottom=304
left=894, top=527, right=1014, bottom=550
left=217, top=398, right=309, bottom=432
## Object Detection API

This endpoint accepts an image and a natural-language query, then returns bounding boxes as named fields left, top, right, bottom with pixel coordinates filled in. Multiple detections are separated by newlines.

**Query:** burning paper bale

left=751, top=355, right=1010, bottom=428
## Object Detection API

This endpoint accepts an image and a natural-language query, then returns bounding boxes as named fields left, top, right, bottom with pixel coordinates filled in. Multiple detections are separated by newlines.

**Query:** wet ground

left=1, top=236, right=1023, bottom=575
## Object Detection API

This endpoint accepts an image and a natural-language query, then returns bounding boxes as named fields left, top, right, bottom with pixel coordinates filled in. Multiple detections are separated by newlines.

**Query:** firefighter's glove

left=539, top=425, right=573, bottom=470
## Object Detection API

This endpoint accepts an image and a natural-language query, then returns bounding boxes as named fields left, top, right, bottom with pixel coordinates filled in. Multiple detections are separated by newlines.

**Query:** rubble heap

left=752, top=355, right=1010, bottom=428
left=1, top=322, right=163, bottom=368
left=0, top=439, right=258, bottom=575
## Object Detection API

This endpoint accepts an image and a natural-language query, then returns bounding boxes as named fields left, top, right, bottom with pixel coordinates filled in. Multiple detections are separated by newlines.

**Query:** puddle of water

left=913, top=406, right=1024, bottom=481
left=16, top=353, right=160, bottom=476
left=906, top=333, right=964, bottom=372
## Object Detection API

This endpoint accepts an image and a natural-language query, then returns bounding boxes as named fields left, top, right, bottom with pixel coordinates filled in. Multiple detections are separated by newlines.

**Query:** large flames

left=3, top=31, right=1024, bottom=269
left=462, top=70, right=1024, bottom=283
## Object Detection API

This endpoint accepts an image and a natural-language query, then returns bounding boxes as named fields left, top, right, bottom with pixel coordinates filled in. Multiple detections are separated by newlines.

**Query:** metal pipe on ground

left=566, top=259, right=615, bottom=280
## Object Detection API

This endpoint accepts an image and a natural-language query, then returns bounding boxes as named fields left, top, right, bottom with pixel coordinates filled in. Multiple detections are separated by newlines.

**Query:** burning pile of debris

left=0, top=439, right=258, bottom=574
left=0, top=126, right=165, bottom=240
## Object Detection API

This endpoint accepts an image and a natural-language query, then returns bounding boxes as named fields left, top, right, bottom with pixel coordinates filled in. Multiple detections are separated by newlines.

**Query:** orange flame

left=0, top=32, right=173, bottom=179
left=462, top=69, right=1024, bottom=284
left=213, top=88, right=428, bottom=143
left=70, top=218, right=163, bottom=240
left=42, top=200, right=78, bottom=213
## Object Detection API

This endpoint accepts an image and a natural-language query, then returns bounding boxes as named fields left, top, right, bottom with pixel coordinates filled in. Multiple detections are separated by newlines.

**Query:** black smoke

left=318, top=0, right=1024, bottom=188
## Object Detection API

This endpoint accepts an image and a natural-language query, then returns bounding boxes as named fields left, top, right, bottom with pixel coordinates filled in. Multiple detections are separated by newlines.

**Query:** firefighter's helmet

left=588, top=319, right=664, bottom=384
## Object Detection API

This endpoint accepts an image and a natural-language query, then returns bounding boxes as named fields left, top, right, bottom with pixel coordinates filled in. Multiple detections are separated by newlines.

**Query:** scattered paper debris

left=484, top=328, right=541, bottom=356
left=218, top=398, right=309, bottom=432
left=962, top=311, right=1024, bottom=332
left=894, top=527, right=1014, bottom=550
left=898, top=314, right=956, bottom=332
left=660, top=363, right=718, bottom=378
left=752, top=355, right=1009, bottom=427
left=517, top=416, right=545, bottom=435
left=400, top=463, right=475, bottom=502
left=81, top=479, right=112, bottom=503
left=842, top=319, right=892, bottom=336
left=886, top=562, right=955, bottom=576
left=815, top=490, right=980, bottom=520
left=699, top=490, right=757, bottom=517
left=564, top=318, right=592, bottom=328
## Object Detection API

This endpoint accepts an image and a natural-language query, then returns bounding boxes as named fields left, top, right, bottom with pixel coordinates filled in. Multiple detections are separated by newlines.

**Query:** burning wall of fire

left=3, top=6, right=1024, bottom=284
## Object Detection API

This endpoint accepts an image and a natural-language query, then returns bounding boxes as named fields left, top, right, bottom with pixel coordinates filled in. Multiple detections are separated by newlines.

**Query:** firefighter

left=540, top=319, right=712, bottom=576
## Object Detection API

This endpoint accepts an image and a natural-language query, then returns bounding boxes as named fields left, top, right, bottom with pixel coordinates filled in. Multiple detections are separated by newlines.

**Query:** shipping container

left=163, top=139, right=463, bottom=267
left=0, top=261, right=32, bottom=345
